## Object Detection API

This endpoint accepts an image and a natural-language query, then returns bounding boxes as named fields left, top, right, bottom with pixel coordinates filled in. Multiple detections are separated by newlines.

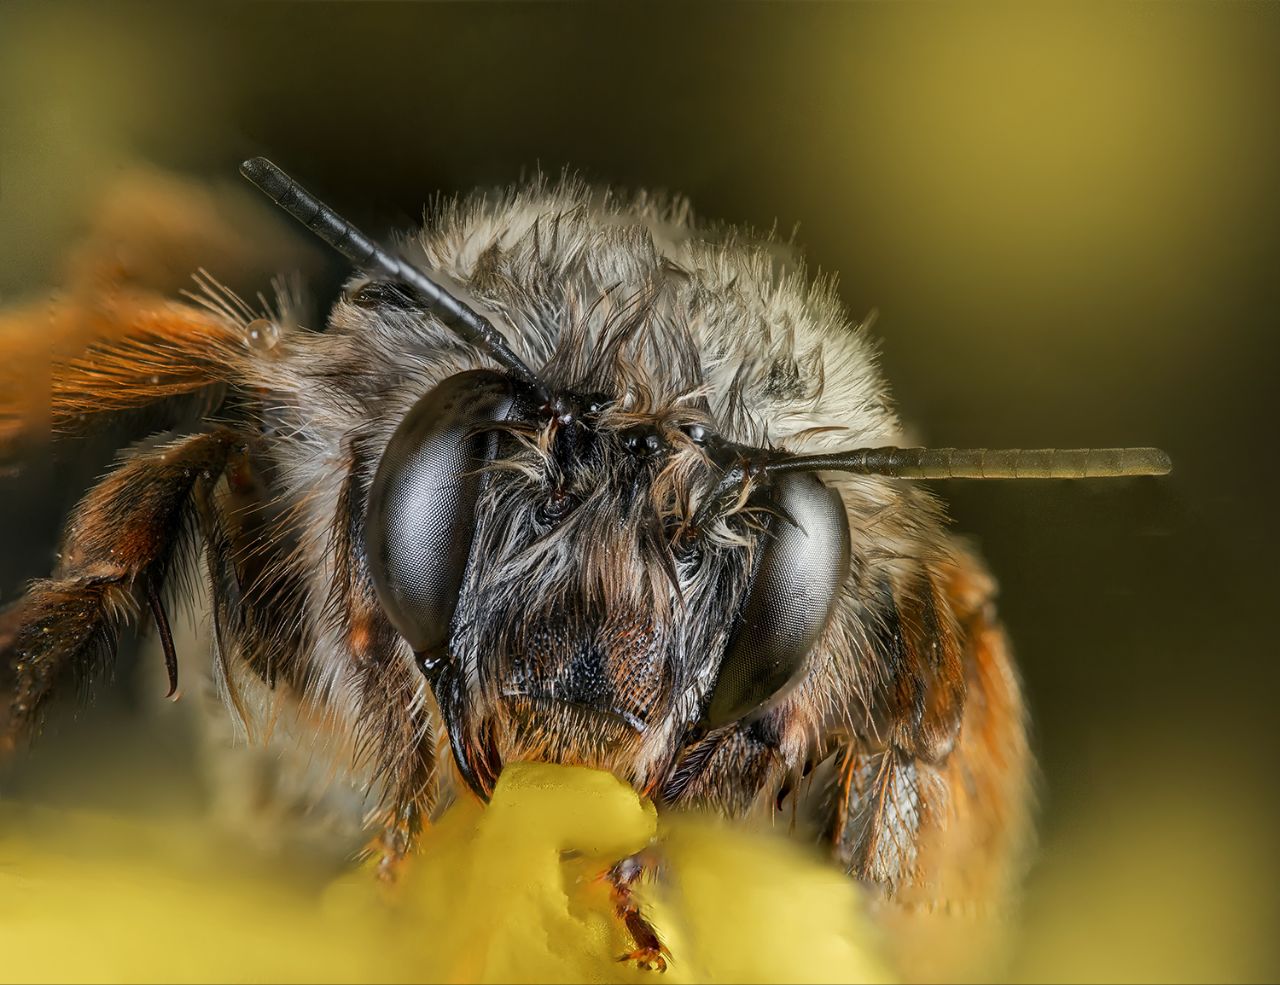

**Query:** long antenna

left=765, top=446, right=1172, bottom=479
left=239, top=157, right=544, bottom=392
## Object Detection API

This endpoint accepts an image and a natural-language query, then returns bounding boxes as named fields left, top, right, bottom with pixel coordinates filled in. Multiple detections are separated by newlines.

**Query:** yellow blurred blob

left=0, top=762, right=889, bottom=984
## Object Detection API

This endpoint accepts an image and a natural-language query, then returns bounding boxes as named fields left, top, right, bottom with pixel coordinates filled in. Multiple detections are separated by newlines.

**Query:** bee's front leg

left=366, top=802, right=420, bottom=884
left=607, top=853, right=671, bottom=973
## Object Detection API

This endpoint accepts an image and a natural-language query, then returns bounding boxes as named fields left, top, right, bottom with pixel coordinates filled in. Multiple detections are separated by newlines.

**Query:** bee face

left=454, top=403, right=740, bottom=790
left=362, top=346, right=846, bottom=796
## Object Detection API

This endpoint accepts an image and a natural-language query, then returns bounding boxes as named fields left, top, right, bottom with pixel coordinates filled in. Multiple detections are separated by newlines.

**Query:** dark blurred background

left=1, top=3, right=1276, bottom=981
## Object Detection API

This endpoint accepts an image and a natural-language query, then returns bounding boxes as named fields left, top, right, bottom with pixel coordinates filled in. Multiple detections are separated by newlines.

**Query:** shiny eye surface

left=703, top=472, right=851, bottom=729
left=364, top=370, right=514, bottom=654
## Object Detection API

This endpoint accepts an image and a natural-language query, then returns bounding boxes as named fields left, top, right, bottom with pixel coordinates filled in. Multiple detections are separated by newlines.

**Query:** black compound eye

left=364, top=370, right=515, bottom=654
left=703, top=472, right=851, bottom=729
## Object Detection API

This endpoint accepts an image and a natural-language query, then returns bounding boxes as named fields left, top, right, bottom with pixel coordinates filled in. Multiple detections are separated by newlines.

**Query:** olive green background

left=1, top=3, right=1276, bottom=980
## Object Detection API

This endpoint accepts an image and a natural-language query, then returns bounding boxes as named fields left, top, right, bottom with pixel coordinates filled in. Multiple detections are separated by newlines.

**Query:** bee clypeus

left=0, top=159, right=1168, bottom=976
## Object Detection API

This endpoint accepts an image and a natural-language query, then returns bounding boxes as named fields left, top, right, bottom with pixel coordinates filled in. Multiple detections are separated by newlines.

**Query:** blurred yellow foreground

left=0, top=762, right=888, bottom=984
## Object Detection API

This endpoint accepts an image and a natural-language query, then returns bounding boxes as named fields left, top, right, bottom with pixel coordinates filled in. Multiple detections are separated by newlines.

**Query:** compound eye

left=703, top=472, right=851, bottom=729
left=364, top=370, right=515, bottom=654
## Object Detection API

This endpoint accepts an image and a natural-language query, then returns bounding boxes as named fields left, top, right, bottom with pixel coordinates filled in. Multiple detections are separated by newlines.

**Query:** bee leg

left=608, top=854, right=671, bottom=973
left=0, top=289, right=246, bottom=464
left=1, top=164, right=318, bottom=455
left=0, top=429, right=235, bottom=750
left=57, top=166, right=308, bottom=301
left=366, top=802, right=420, bottom=885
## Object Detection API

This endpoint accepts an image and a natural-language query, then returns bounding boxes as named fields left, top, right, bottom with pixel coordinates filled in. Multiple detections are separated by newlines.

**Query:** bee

left=0, top=158, right=1168, bottom=977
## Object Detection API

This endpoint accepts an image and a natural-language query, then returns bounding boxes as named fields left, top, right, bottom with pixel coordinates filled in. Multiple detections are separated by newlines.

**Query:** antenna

left=764, top=446, right=1172, bottom=479
left=239, top=157, right=544, bottom=392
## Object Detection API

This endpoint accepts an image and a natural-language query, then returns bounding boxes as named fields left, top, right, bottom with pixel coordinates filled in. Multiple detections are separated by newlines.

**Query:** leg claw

left=620, top=946, right=669, bottom=973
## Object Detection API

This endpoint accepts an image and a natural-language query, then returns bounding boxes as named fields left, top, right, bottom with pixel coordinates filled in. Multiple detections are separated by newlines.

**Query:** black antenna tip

left=239, top=156, right=272, bottom=181
left=239, top=157, right=288, bottom=199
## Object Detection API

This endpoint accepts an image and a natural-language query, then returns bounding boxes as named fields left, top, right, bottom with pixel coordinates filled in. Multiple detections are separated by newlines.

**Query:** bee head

left=242, top=156, right=1169, bottom=802
left=364, top=363, right=851, bottom=799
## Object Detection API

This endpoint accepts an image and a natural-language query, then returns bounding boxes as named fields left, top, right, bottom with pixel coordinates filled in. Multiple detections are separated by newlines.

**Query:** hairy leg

left=608, top=854, right=671, bottom=972
left=0, top=429, right=236, bottom=751
left=0, top=290, right=244, bottom=450
left=0, top=165, right=311, bottom=455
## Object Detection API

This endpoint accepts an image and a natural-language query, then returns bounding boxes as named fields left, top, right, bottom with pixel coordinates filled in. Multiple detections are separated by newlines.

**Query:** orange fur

left=0, top=166, right=310, bottom=455
left=0, top=290, right=240, bottom=448
left=851, top=549, right=1033, bottom=981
